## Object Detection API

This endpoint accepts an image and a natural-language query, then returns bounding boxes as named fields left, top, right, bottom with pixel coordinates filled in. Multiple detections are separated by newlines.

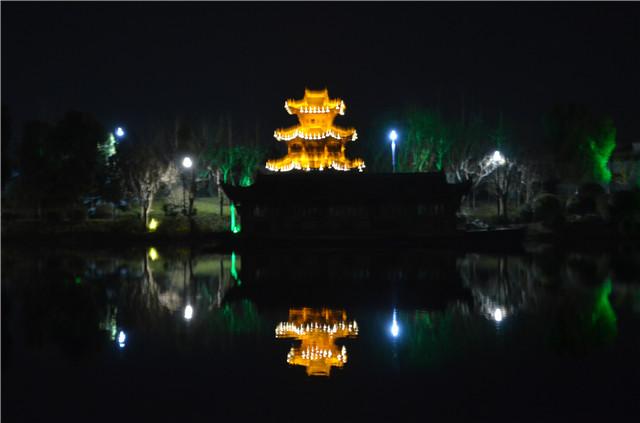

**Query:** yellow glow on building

left=275, top=308, right=358, bottom=376
left=266, top=89, right=365, bottom=172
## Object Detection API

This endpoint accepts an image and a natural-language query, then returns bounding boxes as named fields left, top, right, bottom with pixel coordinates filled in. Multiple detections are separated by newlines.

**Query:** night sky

left=2, top=2, right=639, bottom=148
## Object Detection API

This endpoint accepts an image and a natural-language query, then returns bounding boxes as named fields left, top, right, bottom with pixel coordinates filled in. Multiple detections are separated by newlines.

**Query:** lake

left=2, top=245, right=639, bottom=422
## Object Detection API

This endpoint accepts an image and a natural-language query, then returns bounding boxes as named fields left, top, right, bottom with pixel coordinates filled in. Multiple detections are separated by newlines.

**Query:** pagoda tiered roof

left=266, top=88, right=364, bottom=172
left=273, top=124, right=357, bottom=142
left=284, top=89, right=345, bottom=115
left=265, top=154, right=365, bottom=172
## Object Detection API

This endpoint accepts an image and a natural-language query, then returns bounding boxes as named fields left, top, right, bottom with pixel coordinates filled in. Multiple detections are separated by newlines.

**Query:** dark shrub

left=516, top=203, right=533, bottom=223
left=577, top=182, right=605, bottom=199
left=111, top=215, right=145, bottom=234
left=609, top=190, right=640, bottom=221
left=68, top=207, right=87, bottom=223
left=533, top=194, right=564, bottom=227
left=163, top=203, right=180, bottom=217
left=566, top=195, right=596, bottom=215
left=93, top=204, right=113, bottom=219
left=116, top=201, right=130, bottom=212
left=45, top=210, right=63, bottom=223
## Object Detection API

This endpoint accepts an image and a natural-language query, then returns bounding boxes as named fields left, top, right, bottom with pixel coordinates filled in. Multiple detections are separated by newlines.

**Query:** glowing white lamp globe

left=115, top=127, right=125, bottom=138
left=493, top=308, right=504, bottom=322
left=389, top=129, right=398, bottom=142
left=491, top=150, right=506, bottom=166
left=184, top=304, right=194, bottom=321
left=182, top=157, right=193, bottom=169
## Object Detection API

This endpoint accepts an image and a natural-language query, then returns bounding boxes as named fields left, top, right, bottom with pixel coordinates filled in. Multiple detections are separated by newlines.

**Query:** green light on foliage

left=230, top=203, right=241, bottom=234
left=587, top=124, right=616, bottom=184
left=592, top=278, right=617, bottom=333
left=240, top=176, right=253, bottom=187
left=100, top=133, right=117, bottom=161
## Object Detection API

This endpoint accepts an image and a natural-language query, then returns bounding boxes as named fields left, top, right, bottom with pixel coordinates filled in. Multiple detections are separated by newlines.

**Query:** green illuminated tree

left=544, top=105, right=616, bottom=184
left=398, top=108, right=451, bottom=172
left=586, top=119, right=616, bottom=184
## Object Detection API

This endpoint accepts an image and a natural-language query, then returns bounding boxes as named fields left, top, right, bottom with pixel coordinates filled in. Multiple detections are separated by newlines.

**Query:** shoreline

left=2, top=223, right=638, bottom=253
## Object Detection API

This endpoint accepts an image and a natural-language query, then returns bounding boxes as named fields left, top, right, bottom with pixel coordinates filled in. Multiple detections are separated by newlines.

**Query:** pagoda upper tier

left=266, top=89, right=365, bottom=172
left=275, top=89, right=357, bottom=143
left=284, top=89, right=346, bottom=116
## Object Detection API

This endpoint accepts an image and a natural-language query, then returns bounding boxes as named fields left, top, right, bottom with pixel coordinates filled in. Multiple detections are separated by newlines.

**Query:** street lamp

left=115, top=127, right=125, bottom=138
left=389, top=130, right=398, bottom=173
left=490, top=150, right=506, bottom=166
left=184, top=304, right=194, bottom=321
left=181, top=156, right=194, bottom=217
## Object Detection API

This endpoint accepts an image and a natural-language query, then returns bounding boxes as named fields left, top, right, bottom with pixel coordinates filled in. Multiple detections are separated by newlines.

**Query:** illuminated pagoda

left=266, top=89, right=365, bottom=172
left=275, top=308, right=358, bottom=376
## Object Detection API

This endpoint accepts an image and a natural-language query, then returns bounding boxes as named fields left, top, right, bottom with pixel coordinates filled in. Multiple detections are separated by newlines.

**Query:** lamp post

left=182, top=156, right=197, bottom=233
left=181, top=156, right=193, bottom=216
left=389, top=130, right=398, bottom=173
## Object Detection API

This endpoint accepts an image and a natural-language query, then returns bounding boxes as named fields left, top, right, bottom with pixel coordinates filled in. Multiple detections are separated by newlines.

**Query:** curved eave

left=273, top=126, right=358, bottom=142
left=284, top=100, right=346, bottom=115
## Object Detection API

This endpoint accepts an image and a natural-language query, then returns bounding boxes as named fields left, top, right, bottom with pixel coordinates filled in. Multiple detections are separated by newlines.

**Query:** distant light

left=117, top=330, right=126, bottom=348
left=148, top=218, right=159, bottom=232
left=148, top=247, right=159, bottom=261
left=390, top=309, right=400, bottom=338
left=182, top=156, right=193, bottom=169
left=184, top=304, right=193, bottom=321
left=389, top=129, right=398, bottom=142
left=491, top=150, right=505, bottom=166
left=493, top=308, right=504, bottom=322
left=115, top=127, right=125, bottom=138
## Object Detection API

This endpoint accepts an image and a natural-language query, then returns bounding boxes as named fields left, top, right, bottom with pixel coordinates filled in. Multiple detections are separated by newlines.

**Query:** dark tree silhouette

left=2, top=105, right=12, bottom=191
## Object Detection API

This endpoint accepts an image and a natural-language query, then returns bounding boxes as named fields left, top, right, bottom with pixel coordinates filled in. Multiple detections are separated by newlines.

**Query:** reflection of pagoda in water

left=266, top=89, right=365, bottom=172
left=275, top=308, right=358, bottom=376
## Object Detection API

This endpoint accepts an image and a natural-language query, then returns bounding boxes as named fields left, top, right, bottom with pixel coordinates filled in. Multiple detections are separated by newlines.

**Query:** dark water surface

left=2, top=245, right=640, bottom=422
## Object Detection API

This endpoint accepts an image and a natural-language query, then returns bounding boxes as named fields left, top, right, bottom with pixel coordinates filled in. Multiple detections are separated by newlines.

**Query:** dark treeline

left=1, top=101, right=638, bottom=228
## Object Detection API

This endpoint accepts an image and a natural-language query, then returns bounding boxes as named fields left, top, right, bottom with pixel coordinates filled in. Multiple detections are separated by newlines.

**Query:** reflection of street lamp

left=117, top=330, right=127, bottom=349
left=390, top=309, right=400, bottom=338
left=493, top=307, right=505, bottom=323
left=389, top=130, right=398, bottom=173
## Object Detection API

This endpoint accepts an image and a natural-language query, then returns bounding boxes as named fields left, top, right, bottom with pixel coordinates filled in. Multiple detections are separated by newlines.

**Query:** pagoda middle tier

left=266, top=89, right=365, bottom=172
